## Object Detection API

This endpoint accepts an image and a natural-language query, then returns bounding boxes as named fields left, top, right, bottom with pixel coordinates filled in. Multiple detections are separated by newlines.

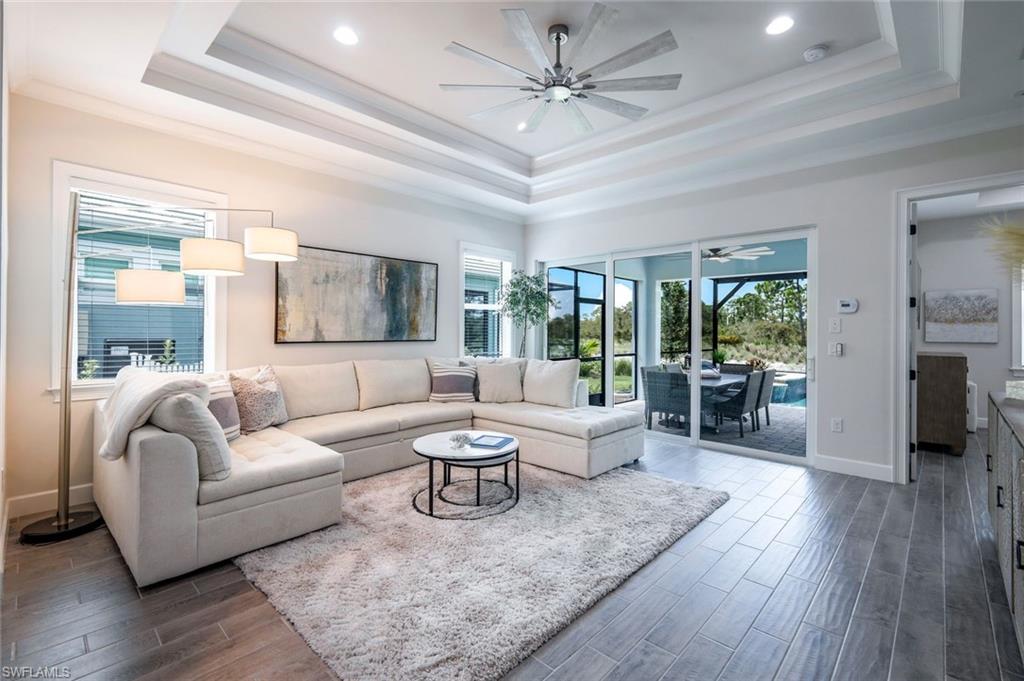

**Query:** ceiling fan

left=703, top=246, right=777, bottom=263
left=439, top=3, right=681, bottom=133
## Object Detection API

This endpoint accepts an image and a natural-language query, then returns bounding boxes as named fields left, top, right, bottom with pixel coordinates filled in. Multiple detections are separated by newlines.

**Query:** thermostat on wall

left=837, top=298, right=859, bottom=314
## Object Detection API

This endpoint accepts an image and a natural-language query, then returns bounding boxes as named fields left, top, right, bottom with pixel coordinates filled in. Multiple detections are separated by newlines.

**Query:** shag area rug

left=234, top=462, right=728, bottom=681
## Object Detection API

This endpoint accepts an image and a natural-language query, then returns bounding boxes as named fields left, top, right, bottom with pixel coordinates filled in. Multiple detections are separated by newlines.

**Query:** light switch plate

left=829, top=318, right=842, bottom=333
left=830, top=417, right=844, bottom=433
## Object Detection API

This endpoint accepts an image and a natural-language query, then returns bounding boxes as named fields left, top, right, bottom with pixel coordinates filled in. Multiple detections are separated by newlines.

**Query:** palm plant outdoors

left=499, top=270, right=554, bottom=358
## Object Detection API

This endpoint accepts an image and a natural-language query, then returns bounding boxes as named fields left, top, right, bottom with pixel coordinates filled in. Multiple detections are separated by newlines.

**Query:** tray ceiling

left=5, top=1, right=1023, bottom=221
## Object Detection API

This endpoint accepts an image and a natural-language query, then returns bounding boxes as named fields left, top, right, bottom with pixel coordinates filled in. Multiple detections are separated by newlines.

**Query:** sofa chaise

left=93, top=357, right=645, bottom=585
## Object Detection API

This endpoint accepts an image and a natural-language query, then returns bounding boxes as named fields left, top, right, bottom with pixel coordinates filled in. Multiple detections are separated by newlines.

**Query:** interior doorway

left=903, top=178, right=1024, bottom=481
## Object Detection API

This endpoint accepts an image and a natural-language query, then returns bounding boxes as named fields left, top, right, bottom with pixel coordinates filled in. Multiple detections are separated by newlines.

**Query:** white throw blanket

left=98, top=367, right=209, bottom=461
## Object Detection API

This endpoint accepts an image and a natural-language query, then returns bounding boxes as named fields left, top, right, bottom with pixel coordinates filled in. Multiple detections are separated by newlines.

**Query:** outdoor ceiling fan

left=439, top=3, right=681, bottom=133
left=703, top=246, right=777, bottom=263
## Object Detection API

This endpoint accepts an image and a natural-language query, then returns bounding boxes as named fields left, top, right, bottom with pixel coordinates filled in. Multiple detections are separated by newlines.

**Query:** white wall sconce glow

left=333, top=26, right=359, bottom=46
left=516, top=121, right=527, bottom=131
left=245, top=227, right=299, bottom=262
left=181, top=237, right=245, bottom=276
left=765, top=15, right=794, bottom=35
left=115, top=269, right=186, bottom=305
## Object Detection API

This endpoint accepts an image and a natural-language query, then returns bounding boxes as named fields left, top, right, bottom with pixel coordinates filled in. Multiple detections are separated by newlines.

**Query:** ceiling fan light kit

left=440, top=3, right=682, bottom=134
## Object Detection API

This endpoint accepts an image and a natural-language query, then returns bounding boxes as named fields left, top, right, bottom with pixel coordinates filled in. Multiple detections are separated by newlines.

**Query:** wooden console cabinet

left=917, top=352, right=967, bottom=454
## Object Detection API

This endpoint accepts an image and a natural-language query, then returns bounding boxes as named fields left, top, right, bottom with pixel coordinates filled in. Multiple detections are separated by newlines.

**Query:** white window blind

left=463, top=252, right=511, bottom=357
left=74, top=191, right=209, bottom=380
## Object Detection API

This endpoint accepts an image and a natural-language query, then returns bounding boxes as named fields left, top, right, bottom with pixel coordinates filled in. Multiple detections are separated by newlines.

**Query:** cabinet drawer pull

left=987, top=454, right=993, bottom=472
left=1017, top=540, right=1024, bottom=570
left=997, top=485, right=1005, bottom=508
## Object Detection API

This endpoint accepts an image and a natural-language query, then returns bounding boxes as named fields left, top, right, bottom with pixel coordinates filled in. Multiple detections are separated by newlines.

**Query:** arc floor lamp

left=20, top=192, right=298, bottom=543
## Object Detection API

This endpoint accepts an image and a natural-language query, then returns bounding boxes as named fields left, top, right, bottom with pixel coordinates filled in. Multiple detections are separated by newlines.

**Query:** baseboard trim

left=975, top=417, right=989, bottom=430
left=5, top=483, right=95, bottom=519
left=815, top=454, right=895, bottom=482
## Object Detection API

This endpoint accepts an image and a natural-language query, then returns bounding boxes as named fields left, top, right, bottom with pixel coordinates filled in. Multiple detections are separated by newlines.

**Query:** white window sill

left=47, top=381, right=116, bottom=403
left=1011, top=368, right=1024, bottom=379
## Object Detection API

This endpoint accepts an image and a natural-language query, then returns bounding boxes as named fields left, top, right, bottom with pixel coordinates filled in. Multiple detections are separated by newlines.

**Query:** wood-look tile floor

left=506, top=431, right=1023, bottom=681
left=1, top=432, right=1018, bottom=681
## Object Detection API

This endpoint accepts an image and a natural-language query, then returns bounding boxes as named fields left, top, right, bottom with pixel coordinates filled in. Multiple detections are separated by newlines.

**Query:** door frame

left=893, top=170, right=1024, bottom=484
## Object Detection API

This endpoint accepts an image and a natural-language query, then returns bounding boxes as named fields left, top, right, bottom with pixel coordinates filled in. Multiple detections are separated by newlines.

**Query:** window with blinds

left=463, top=252, right=511, bottom=357
left=75, top=190, right=210, bottom=380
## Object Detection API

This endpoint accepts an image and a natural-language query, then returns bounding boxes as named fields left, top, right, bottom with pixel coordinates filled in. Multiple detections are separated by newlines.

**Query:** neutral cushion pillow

left=477, top=362, right=524, bottom=403
left=230, top=365, right=289, bottom=433
left=199, top=374, right=241, bottom=442
left=273, top=361, right=359, bottom=419
left=522, top=358, right=580, bottom=408
left=353, top=359, right=430, bottom=410
left=150, top=393, right=232, bottom=481
left=429, top=359, right=477, bottom=403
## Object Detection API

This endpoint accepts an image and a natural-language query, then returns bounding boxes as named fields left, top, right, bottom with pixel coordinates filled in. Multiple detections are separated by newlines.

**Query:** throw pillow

left=477, top=362, right=524, bottom=403
left=199, top=374, right=241, bottom=441
left=150, top=393, right=232, bottom=481
left=522, top=358, right=580, bottom=408
left=429, top=360, right=476, bottom=402
left=230, top=365, right=289, bottom=433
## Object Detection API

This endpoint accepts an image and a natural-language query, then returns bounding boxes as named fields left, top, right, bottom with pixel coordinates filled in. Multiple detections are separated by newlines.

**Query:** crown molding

left=13, top=81, right=526, bottom=225
left=526, top=110, right=1024, bottom=224
left=207, top=27, right=532, bottom=178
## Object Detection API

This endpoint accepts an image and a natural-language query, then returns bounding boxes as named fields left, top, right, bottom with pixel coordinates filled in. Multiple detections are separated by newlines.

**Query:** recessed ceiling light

left=333, top=26, right=359, bottom=46
left=765, top=15, right=794, bottom=35
left=517, top=121, right=527, bottom=131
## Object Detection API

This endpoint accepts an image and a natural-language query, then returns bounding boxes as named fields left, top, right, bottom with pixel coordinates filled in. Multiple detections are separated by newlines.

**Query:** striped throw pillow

left=429, top=360, right=477, bottom=403
left=200, top=374, right=242, bottom=441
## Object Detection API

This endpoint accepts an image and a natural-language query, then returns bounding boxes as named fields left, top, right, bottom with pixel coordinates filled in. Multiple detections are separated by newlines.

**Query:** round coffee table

left=411, top=430, right=520, bottom=518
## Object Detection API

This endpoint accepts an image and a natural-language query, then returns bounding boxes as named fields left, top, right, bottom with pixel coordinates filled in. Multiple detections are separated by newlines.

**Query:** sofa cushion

left=230, top=366, right=289, bottom=432
left=199, top=427, right=342, bottom=504
left=150, top=393, right=232, bottom=481
left=197, top=374, right=241, bottom=441
left=523, top=359, right=580, bottom=408
left=279, top=410, right=400, bottom=446
left=354, top=359, right=430, bottom=410
left=365, top=402, right=473, bottom=429
left=273, top=361, right=359, bottom=419
left=477, top=362, right=523, bottom=403
left=428, top=359, right=476, bottom=403
left=471, top=402, right=643, bottom=440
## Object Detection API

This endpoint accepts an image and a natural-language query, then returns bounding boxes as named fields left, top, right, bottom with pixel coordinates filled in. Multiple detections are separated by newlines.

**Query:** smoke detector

left=803, top=44, right=830, bottom=63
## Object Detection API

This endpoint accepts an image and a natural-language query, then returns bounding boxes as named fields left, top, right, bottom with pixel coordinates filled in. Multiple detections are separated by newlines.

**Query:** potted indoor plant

left=499, top=270, right=554, bottom=358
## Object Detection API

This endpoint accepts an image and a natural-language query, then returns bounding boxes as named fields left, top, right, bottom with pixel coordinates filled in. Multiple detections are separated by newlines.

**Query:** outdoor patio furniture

left=709, top=370, right=763, bottom=438
left=720, top=362, right=753, bottom=374
left=642, top=367, right=690, bottom=431
left=754, top=369, right=776, bottom=430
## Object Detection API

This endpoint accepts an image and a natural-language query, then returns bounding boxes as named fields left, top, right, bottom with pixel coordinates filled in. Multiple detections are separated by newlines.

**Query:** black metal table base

left=412, top=449, right=519, bottom=519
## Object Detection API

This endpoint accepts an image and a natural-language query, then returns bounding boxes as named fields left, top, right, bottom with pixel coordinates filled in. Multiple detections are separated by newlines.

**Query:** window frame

left=51, top=162, right=229, bottom=400
left=546, top=266, right=607, bottom=406
left=613, top=275, right=638, bottom=404
left=458, top=242, right=515, bottom=359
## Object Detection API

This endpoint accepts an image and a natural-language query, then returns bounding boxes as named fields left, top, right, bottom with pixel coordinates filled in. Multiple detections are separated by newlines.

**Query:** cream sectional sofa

left=92, top=357, right=644, bottom=585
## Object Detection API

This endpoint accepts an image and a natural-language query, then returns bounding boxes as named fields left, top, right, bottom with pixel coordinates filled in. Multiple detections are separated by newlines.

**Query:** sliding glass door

left=698, top=237, right=810, bottom=458
left=547, top=264, right=606, bottom=406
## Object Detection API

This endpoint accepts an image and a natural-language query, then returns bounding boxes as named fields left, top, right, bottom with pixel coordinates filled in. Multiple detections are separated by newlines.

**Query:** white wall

left=915, top=210, right=1024, bottom=409
left=1, top=6, right=10, bottom=558
left=5, top=95, right=523, bottom=507
left=526, top=126, right=1024, bottom=481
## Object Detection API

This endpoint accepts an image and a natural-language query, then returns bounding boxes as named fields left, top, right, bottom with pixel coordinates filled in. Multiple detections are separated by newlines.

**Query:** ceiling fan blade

left=440, top=84, right=537, bottom=91
left=732, top=247, right=775, bottom=255
left=728, top=255, right=762, bottom=260
left=578, top=30, right=678, bottom=81
left=522, top=100, right=551, bottom=133
left=564, top=2, right=618, bottom=67
left=501, top=9, right=553, bottom=74
left=586, top=74, right=681, bottom=92
left=445, top=42, right=539, bottom=83
left=565, top=98, right=594, bottom=134
left=575, top=93, right=648, bottom=120
left=469, top=95, right=539, bottom=119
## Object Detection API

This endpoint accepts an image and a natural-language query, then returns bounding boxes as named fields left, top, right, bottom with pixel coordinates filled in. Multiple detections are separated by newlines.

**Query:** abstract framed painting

left=275, top=245, right=438, bottom=343
left=923, top=288, right=998, bottom=343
